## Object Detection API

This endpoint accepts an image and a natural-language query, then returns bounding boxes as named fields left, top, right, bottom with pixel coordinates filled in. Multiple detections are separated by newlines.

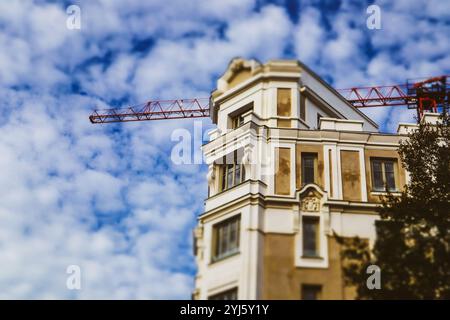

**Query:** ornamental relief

left=300, top=191, right=321, bottom=212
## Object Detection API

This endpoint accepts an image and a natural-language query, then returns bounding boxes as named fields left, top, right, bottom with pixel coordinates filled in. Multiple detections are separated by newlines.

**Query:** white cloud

left=0, top=89, right=199, bottom=298
left=226, top=5, right=292, bottom=61
left=0, top=35, right=31, bottom=86
left=294, top=7, right=325, bottom=65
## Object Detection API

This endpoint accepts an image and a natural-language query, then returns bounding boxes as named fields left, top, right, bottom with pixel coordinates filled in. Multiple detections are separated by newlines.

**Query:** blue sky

left=0, top=0, right=449, bottom=299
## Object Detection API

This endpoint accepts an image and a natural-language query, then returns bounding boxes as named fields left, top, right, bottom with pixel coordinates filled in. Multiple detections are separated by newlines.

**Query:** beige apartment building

left=192, top=58, right=424, bottom=300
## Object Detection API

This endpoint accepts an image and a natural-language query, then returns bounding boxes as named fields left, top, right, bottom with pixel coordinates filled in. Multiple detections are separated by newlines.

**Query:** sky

left=0, top=0, right=449, bottom=299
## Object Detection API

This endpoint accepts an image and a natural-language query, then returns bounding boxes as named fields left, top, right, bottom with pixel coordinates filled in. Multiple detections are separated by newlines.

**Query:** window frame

left=301, top=284, right=322, bottom=300
left=211, top=215, right=241, bottom=262
left=219, top=163, right=245, bottom=191
left=209, top=287, right=238, bottom=300
left=302, top=215, right=321, bottom=258
left=228, top=102, right=254, bottom=129
left=218, top=151, right=246, bottom=192
left=370, top=158, right=398, bottom=192
left=231, top=114, right=244, bottom=129
left=301, top=152, right=318, bottom=186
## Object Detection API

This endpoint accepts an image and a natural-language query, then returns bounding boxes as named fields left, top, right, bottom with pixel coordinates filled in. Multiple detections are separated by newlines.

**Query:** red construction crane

left=89, top=75, right=449, bottom=124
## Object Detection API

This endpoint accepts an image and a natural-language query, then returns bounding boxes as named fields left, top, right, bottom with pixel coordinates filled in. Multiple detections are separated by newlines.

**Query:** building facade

left=193, top=58, right=418, bottom=300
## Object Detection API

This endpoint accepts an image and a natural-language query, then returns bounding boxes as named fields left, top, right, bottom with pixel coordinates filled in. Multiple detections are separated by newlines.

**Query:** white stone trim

left=319, top=117, right=364, bottom=131
left=323, top=144, right=338, bottom=199
left=295, top=210, right=329, bottom=269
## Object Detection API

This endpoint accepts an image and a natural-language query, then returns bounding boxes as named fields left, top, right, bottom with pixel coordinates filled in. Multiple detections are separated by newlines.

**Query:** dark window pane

left=232, top=115, right=244, bottom=129
left=303, top=217, right=319, bottom=257
left=221, top=165, right=227, bottom=191
left=219, top=226, right=227, bottom=256
left=220, top=152, right=246, bottom=192
left=384, top=161, right=396, bottom=190
left=213, top=216, right=241, bottom=261
left=302, top=154, right=316, bottom=185
left=218, top=224, right=227, bottom=257
left=302, top=285, right=322, bottom=300
left=209, top=288, right=238, bottom=300
left=234, top=164, right=241, bottom=185
left=372, top=159, right=396, bottom=191
left=229, top=220, right=237, bottom=247
left=228, top=219, right=239, bottom=253
left=215, top=227, right=221, bottom=257
left=372, top=161, right=384, bottom=190
left=227, top=164, right=234, bottom=188
left=230, top=103, right=253, bottom=129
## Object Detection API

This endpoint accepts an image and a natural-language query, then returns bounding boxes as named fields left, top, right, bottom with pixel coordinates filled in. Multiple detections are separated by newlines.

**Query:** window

left=219, top=152, right=246, bottom=192
left=220, top=163, right=245, bottom=191
left=229, top=102, right=253, bottom=129
left=302, top=216, right=320, bottom=257
left=212, top=215, right=240, bottom=262
left=301, top=153, right=317, bottom=185
left=371, top=159, right=396, bottom=191
left=226, top=164, right=234, bottom=188
left=301, top=284, right=322, bottom=300
left=209, top=288, right=238, bottom=300
left=231, top=114, right=244, bottom=129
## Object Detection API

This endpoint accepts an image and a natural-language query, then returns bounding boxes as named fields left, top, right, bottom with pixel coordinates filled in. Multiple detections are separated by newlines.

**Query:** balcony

left=204, top=179, right=267, bottom=213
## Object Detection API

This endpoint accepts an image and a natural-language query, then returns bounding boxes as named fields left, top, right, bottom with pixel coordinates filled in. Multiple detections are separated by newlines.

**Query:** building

left=192, top=58, right=424, bottom=300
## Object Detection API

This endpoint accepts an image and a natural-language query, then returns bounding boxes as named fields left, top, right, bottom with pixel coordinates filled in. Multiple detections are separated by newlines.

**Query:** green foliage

left=337, top=113, right=450, bottom=299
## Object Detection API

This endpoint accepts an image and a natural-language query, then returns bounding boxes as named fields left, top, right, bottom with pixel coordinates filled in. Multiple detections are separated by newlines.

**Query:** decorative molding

left=207, top=164, right=216, bottom=195
left=217, top=58, right=261, bottom=92
left=242, top=145, right=252, bottom=166
left=207, top=164, right=215, bottom=184
left=300, top=191, right=320, bottom=212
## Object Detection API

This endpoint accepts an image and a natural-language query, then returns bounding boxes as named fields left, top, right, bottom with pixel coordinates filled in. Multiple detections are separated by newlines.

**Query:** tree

left=337, top=113, right=450, bottom=299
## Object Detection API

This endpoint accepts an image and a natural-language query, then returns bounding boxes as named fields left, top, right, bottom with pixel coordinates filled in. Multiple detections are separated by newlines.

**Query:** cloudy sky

left=0, top=0, right=449, bottom=299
